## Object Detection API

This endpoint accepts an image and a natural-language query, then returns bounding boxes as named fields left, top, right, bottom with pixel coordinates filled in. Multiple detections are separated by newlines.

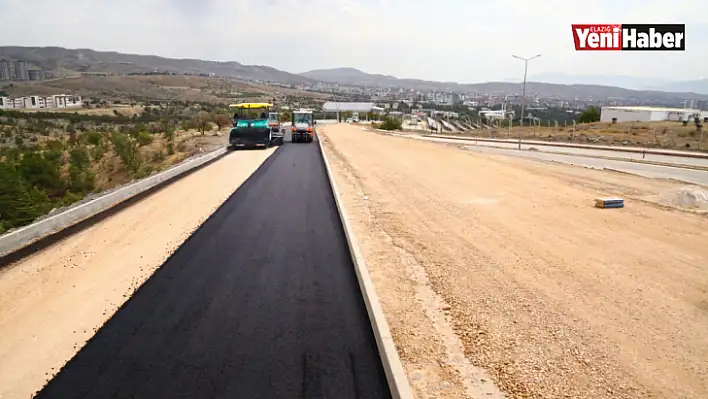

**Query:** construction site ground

left=319, top=123, right=708, bottom=399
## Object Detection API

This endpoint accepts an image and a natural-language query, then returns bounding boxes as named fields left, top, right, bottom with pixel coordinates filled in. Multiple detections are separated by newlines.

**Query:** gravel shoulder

left=320, top=124, right=708, bottom=399
left=0, top=148, right=275, bottom=399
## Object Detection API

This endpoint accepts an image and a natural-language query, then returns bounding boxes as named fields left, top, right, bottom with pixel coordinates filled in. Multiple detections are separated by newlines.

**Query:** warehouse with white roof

left=321, top=102, right=382, bottom=113
left=600, top=106, right=708, bottom=123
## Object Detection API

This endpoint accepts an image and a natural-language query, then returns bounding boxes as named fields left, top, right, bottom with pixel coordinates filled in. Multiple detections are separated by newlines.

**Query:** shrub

left=68, top=164, right=95, bottom=193
left=578, top=106, right=600, bottom=123
left=378, top=117, right=403, bottom=131
left=151, top=151, right=166, bottom=162
left=69, top=147, right=91, bottom=169
left=84, top=132, right=103, bottom=146
left=18, top=151, right=64, bottom=193
left=137, top=131, right=153, bottom=146
left=0, top=163, right=54, bottom=231
left=110, top=133, right=141, bottom=172
left=134, top=164, right=155, bottom=179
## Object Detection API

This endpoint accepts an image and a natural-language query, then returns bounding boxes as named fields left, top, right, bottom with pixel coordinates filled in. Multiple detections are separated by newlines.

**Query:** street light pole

left=512, top=54, right=541, bottom=150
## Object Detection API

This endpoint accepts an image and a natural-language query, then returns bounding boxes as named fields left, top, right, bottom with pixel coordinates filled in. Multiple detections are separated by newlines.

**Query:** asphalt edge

left=316, top=129, right=415, bottom=399
left=31, top=145, right=283, bottom=397
left=0, top=147, right=228, bottom=259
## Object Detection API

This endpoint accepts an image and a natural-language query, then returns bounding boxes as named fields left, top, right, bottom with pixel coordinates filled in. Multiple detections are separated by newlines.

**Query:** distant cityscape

left=0, top=61, right=45, bottom=81
left=2, top=63, right=708, bottom=125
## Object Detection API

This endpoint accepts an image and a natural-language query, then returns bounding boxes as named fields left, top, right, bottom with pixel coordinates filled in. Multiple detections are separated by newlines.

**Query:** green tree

left=18, top=152, right=64, bottom=194
left=110, top=133, right=141, bottom=172
left=0, top=163, right=53, bottom=232
left=84, top=132, right=103, bottom=146
left=579, top=106, right=601, bottom=123
left=68, top=147, right=95, bottom=193
left=68, top=165, right=95, bottom=193
left=69, top=147, right=91, bottom=169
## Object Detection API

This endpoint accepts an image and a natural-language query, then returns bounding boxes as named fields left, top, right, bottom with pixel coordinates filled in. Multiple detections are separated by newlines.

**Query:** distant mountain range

left=528, top=72, right=708, bottom=94
left=300, top=67, right=708, bottom=101
left=2, top=46, right=707, bottom=102
left=0, top=46, right=314, bottom=85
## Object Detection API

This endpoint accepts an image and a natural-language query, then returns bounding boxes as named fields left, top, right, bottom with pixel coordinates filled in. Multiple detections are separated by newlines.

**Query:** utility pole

left=512, top=54, right=542, bottom=149
left=330, top=88, right=340, bottom=122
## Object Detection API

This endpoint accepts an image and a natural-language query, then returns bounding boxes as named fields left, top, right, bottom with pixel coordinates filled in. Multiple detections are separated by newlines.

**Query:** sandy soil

left=320, top=124, right=708, bottom=399
left=0, top=148, right=275, bottom=399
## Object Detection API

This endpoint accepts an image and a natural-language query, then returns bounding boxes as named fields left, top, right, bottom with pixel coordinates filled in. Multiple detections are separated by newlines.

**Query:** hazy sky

left=1, top=0, right=707, bottom=83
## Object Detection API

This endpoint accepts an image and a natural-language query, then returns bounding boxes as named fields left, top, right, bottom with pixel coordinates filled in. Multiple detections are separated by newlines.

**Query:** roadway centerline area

left=34, top=143, right=391, bottom=399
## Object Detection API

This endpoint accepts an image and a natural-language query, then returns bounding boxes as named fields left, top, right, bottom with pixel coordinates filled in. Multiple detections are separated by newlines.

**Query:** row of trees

left=0, top=142, right=97, bottom=233
left=0, top=122, right=190, bottom=233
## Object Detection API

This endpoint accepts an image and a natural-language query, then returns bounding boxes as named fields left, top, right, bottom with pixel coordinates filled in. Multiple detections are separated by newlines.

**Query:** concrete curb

left=535, top=149, right=708, bottom=171
left=316, top=132, right=414, bottom=399
left=0, top=148, right=228, bottom=257
left=424, top=134, right=708, bottom=159
left=368, top=130, right=708, bottom=171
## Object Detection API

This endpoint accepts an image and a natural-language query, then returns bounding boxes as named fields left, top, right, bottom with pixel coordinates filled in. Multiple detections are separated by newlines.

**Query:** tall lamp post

left=512, top=54, right=541, bottom=149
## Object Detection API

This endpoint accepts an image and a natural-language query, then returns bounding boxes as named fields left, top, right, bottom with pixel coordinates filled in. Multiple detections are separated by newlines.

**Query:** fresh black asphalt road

left=35, top=140, right=392, bottom=399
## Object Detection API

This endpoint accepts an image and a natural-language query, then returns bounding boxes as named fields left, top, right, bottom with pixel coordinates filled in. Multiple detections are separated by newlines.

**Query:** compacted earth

left=320, top=123, right=708, bottom=399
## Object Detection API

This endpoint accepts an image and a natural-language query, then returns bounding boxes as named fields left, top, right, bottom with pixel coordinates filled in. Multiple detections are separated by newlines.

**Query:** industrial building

left=600, top=106, right=708, bottom=123
left=321, top=102, right=380, bottom=113
left=0, top=94, right=83, bottom=110
left=321, top=102, right=385, bottom=120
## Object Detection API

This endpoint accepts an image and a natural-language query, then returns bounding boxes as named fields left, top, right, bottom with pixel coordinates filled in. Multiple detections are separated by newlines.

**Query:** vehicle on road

left=228, top=103, right=273, bottom=150
left=352, top=112, right=360, bottom=123
left=268, top=112, right=285, bottom=145
left=291, top=109, right=316, bottom=143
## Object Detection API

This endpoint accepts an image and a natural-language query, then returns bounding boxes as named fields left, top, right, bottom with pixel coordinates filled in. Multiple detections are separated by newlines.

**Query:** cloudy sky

left=1, top=0, right=706, bottom=83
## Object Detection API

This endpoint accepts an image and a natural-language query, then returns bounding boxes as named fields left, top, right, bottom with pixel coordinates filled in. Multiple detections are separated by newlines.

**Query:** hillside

left=300, top=68, right=708, bottom=101
left=0, top=75, right=330, bottom=104
left=0, top=106, right=230, bottom=233
left=0, top=46, right=314, bottom=85
left=3, top=46, right=706, bottom=102
left=652, top=79, right=708, bottom=95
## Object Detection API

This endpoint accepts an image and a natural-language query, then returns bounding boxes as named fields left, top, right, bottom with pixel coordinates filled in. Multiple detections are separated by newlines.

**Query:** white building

left=600, top=106, right=708, bottom=123
left=321, top=102, right=377, bottom=113
left=0, top=94, right=83, bottom=110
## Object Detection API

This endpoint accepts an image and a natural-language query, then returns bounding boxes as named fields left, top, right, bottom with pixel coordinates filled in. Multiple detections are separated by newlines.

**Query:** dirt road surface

left=320, top=124, right=708, bottom=399
left=0, top=148, right=275, bottom=399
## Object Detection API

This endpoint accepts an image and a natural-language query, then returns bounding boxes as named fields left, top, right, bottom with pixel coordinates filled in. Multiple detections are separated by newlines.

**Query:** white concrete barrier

left=317, top=132, right=414, bottom=399
left=0, top=148, right=228, bottom=257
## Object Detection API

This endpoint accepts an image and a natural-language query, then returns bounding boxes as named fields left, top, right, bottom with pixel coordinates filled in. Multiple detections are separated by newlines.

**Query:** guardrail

left=0, top=148, right=228, bottom=258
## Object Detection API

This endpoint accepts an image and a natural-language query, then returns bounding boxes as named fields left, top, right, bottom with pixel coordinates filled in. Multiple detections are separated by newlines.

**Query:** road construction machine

left=291, top=109, right=315, bottom=143
left=268, top=112, right=285, bottom=145
left=228, top=103, right=273, bottom=149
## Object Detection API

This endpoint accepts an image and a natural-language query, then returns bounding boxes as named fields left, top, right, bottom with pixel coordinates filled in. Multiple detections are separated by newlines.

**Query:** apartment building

left=28, top=69, right=43, bottom=81
left=13, top=61, right=29, bottom=80
left=0, top=60, right=36, bottom=81
left=0, top=94, right=83, bottom=109
left=0, top=62, right=11, bottom=81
